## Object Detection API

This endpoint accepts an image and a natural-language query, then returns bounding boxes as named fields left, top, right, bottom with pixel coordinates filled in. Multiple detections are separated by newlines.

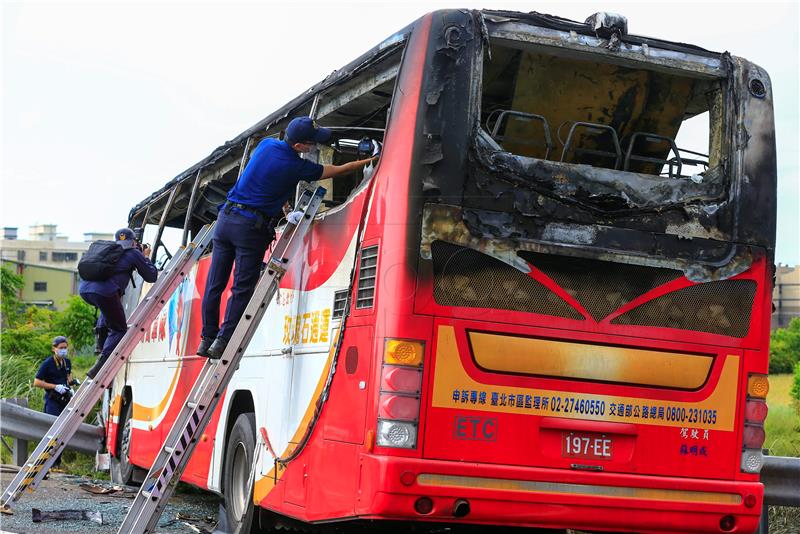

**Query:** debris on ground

left=79, top=483, right=118, bottom=495
left=78, top=482, right=136, bottom=498
left=174, top=511, right=217, bottom=533
left=31, top=508, right=104, bottom=525
left=1, top=471, right=220, bottom=533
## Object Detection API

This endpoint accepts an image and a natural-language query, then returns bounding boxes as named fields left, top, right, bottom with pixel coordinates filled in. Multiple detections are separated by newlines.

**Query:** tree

left=53, top=296, right=97, bottom=352
left=770, top=318, right=800, bottom=374
left=1, top=264, right=24, bottom=328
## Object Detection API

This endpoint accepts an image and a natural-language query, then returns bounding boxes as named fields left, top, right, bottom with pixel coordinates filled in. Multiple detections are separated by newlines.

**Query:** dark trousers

left=201, top=210, right=274, bottom=342
left=80, top=291, right=128, bottom=357
left=44, top=401, right=65, bottom=466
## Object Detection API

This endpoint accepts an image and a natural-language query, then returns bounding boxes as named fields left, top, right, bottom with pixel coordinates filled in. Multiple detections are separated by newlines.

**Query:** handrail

left=0, top=398, right=103, bottom=457
left=763, top=455, right=800, bottom=507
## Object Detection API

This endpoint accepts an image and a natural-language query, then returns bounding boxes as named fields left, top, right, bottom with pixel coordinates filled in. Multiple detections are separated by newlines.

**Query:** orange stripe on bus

left=253, top=328, right=341, bottom=503
left=132, top=361, right=182, bottom=422
left=469, top=331, right=713, bottom=390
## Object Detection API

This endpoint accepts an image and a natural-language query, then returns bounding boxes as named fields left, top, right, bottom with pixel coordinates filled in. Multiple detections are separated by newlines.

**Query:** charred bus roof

left=128, top=8, right=728, bottom=227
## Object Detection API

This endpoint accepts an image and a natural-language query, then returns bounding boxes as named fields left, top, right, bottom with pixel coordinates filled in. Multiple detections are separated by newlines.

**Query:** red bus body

left=111, top=9, right=777, bottom=534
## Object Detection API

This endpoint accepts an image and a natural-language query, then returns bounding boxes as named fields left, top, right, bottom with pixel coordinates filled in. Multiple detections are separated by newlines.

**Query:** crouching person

left=33, top=336, right=74, bottom=467
left=79, top=228, right=157, bottom=378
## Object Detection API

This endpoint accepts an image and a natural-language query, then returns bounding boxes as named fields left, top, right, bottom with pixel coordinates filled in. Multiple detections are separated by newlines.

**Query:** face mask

left=56, top=348, right=68, bottom=357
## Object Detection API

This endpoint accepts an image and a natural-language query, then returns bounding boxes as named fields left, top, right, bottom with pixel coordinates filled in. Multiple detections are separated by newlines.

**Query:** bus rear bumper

left=356, top=455, right=763, bottom=533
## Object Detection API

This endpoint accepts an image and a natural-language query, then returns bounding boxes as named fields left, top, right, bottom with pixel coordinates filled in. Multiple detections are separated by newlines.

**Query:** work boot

left=196, top=337, right=214, bottom=357
left=94, top=326, right=108, bottom=355
left=206, top=338, right=228, bottom=360
left=86, top=354, right=109, bottom=379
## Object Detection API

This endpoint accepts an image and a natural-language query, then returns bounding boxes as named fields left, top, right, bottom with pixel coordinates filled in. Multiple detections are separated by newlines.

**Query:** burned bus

left=108, top=9, right=777, bottom=534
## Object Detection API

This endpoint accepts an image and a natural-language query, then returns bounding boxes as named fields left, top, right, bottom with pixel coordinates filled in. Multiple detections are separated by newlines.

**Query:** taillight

left=381, top=366, right=422, bottom=394
left=742, top=424, right=766, bottom=449
left=379, top=394, right=420, bottom=420
left=741, top=373, right=768, bottom=473
left=745, top=399, right=768, bottom=423
left=377, top=339, right=424, bottom=449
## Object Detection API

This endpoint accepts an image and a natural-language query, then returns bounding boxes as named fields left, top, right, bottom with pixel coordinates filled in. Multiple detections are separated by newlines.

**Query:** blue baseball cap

left=116, top=228, right=136, bottom=249
left=116, top=228, right=135, bottom=241
left=52, top=335, right=68, bottom=346
left=285, top=117, right=332, bottom=145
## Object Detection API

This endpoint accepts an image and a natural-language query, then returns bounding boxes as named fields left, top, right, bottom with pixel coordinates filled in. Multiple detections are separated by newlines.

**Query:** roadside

left=764, top=373, right=800, bottom=534
left=0, top=467, right=220, bottom=534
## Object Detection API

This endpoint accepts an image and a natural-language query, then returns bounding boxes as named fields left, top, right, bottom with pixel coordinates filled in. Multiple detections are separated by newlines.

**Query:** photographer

left=79, top=228, right=157, bottom=378
left=34, top=336, right=75, bottom=467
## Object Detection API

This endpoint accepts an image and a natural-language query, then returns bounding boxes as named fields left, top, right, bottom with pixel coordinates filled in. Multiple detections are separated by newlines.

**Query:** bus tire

left=224, top=412, right=257, bottom=533
left=111, top=400, right=143, bottom=485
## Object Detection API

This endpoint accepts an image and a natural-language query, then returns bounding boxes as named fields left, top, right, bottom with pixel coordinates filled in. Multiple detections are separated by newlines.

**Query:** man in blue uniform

left=198, top=116, right=375, bottom=358
left=34, top=336, right=73, bottom=467
left=80, top=228, right=158, bottom=378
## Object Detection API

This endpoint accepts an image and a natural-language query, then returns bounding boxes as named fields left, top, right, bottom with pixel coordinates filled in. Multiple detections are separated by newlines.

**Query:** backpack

left=78, top=241, right=125, bottom=281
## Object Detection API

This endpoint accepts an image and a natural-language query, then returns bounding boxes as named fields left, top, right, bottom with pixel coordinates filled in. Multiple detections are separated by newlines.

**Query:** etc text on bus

left=107, top=8, right=777, bottom=534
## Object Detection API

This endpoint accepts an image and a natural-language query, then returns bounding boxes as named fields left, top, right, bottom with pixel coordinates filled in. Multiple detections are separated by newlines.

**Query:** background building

left=773, top=264, right=800, bottom=330
left=0, top=225, right=112, bottom=271
left=1, top=259, right=80, bottom=310
left=1, top=224, right=112, bottom=310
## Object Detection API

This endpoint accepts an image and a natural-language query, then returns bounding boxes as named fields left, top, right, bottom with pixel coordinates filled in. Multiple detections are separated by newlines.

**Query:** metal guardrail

left=0, top=398, right=103, bottom=459
left=762, top=455, right=800, bottom=507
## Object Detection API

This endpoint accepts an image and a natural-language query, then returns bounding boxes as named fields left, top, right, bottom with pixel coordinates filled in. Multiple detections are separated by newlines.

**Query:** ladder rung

left=164, top=446, right=174, bottom=454
left=186, top=402, right=197, bottom=409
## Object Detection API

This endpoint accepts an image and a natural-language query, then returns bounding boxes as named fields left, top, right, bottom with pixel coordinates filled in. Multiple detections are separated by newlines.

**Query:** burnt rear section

left=611, top=279, right=756, bottom=338
left=410, top=9, right=777, bottom=281
left=517, top=250, right=682, bottom=321
left=431, top=240, right=583, bottom=320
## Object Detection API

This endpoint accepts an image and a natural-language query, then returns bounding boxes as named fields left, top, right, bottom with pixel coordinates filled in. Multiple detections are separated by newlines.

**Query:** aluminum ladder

left=1, top=223, right=216, bottom=509
left=117, top=186, right=325, bottom=534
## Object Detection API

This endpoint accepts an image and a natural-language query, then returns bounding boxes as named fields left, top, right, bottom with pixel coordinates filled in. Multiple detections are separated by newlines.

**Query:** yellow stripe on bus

left=132, top=360, right=183, bottom=422
left=433, top=326, right=738, bottom=431
left=253, top=328, right=341, bottom=503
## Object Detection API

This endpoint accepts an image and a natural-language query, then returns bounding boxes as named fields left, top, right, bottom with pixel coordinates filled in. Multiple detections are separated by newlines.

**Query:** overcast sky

left=2, top=1, right=798, bottom=264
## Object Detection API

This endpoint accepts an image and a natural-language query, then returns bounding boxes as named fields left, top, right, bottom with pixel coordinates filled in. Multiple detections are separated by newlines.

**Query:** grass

left=765, top=374, right=800, bottom=457
left=764, top=373, right=800, bottom=534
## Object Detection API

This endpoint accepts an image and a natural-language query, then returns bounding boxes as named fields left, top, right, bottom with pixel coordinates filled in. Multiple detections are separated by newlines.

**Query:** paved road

left=0, top=468, right=220, bottom=534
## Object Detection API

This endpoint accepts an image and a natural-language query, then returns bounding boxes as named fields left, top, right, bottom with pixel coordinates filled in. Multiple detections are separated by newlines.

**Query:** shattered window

left=296, top=50, right=400, bottom=212
left=480, top=41, right=724, bottom=179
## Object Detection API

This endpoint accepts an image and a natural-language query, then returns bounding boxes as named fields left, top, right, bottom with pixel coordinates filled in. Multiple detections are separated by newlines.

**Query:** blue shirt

left=227, top=139, right=324, bottom=216
left=79, top=246, right=158, bottom=296
left=36, top=355, right=71, bottom=404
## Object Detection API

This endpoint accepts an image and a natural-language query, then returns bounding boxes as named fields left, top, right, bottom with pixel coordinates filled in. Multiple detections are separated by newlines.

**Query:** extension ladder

left=1, top=223, right=216, bottom=509
left=117, top=186, right=325, bottom=534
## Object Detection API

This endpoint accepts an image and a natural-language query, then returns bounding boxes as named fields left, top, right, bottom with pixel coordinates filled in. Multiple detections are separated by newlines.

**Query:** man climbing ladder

left=118, top=186, right=325, bottom=534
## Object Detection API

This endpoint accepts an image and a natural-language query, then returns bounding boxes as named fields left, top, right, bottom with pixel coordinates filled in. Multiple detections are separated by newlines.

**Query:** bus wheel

left=224, top=412, right=257, bottom=533
left=111, top=401, right=140, bottom=485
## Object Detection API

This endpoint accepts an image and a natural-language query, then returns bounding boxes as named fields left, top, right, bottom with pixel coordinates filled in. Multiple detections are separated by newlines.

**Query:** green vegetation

left=769, top=318, right=800, bottom=373
left=764, top=374, right=800, bottom=457
left=0, top=264, right=101, bottom=474
left=792, top=361, right=800, bottom=404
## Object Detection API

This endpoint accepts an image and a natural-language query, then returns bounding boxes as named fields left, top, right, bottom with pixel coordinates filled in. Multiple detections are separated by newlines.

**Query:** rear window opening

left=480, top=41, right=724, bottom=180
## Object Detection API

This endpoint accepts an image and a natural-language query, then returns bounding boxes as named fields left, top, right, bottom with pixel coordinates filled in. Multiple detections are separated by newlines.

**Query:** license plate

left=562, top=432, right=613, bottom=460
